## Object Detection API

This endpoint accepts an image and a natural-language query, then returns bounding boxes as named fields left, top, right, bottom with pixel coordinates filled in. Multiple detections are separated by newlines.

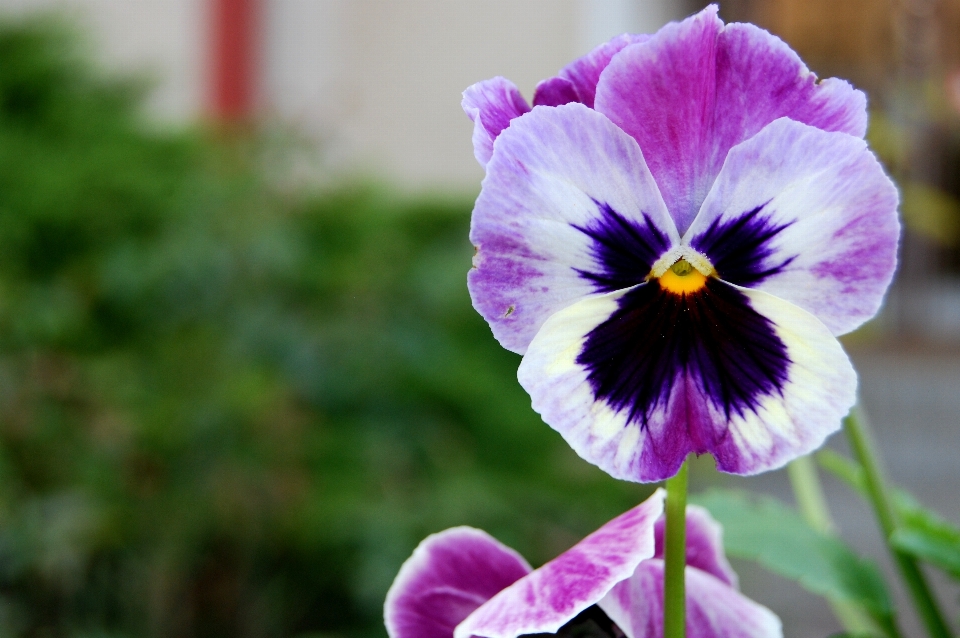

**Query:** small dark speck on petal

left=504, top=306, right=515, bottom=317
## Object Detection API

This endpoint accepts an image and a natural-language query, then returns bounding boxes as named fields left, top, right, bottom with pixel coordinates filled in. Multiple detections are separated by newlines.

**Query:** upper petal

left=532, top=76, right=580, bottom=107
left=455, top=490, right=665, bottom=638
left=594, top=5, right=867, bottom=233
left=653, top=505, right=738, bottom=588
left=517, top=278, right=856, bottom=482
left=385, top=527, right=532, bottom=638
left=462, top=77, right=531, bottom=167
left=599, top=560, right=782, bottom=638
left=469, top=103, right=678, bottom=354
left=532, top=33, right=651, bottom=109
left=685, top=117, right=899, bottom=335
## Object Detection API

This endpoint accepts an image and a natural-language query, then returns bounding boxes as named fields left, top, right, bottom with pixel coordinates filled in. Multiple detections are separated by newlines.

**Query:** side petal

left=653, top=505, right=738, bottom=588
left=685, top=118, right=899, bottom=336
left=599, top=560, right=782, bottom=638
left=517, top=280, right=855, bottom=482
left=454, top=490, right=665, bottom=638
left=385, top=527, right=532, bottom=638
left=462, top=77, right=531, bottom=167
left=594, top=6, right=867, bottom=232
left=469, top=103, right=678, bottom=355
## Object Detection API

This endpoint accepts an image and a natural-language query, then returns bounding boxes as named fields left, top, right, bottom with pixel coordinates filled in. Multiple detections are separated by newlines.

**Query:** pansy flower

left=463, top=6, right=899, bottom=482
left=384, top=490, right=781, bottom=638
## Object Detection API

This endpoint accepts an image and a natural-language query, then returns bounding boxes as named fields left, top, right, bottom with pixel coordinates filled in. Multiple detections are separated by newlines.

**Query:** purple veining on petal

left=689, top=203, right=795, bottom=287
left=462, top=77, right=531, bottom=166
left=594, top=5, right=867, bottom=232
left=455, top=490, right=665, bottom=638
left=385, top=527, right=532, bottom=638
left=599, top=560, right=782, bottom=638
left=576, top=278, right=790, bottom=429
left=653, top=506, right=738, bottom=588
left=533, top=76, right=580, bottom=107
left=574, top=201, right=673, bottom=293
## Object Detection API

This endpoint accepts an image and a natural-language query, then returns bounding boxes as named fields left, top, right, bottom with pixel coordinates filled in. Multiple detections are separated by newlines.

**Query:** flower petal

left=455, top=490, right=665, bottom=638
left=385, top=527, right=532, bottom=638
left=469, top=103, right=678, bottom=354
left=462, top=77, right=531, bottom=167
left=599, top=560, right=782, bottom=638
left=594, top=5, right=867, bottom=232
left=517, top=279, right=856, bottom=482
left=532, top=76, right=580, bottom=107
left=535, top=33, right=650, bottom=108
left=653, top=505, right=738, bottom=588
left=685, top=117, right=899, bottom=336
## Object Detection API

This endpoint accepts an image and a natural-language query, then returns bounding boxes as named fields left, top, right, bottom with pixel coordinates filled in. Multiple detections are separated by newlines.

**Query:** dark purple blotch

left=576, top=279, right=790, bottom=426
left=525, top=605, right=624, bottom=638
left=690, top=204, right=795, bottom=287
left=574, top=202, right=672, bottom=293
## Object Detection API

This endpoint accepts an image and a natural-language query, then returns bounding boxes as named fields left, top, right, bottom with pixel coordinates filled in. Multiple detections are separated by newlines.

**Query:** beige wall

left=264, top=0, right=683, bottom=189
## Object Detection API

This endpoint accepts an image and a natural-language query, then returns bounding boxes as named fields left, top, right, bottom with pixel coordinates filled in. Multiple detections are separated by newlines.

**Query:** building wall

left=261, top=0, right=683, bottom=189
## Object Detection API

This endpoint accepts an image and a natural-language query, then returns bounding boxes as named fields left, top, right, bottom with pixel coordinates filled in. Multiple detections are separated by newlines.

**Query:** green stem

left=663, top=460, right=688, bottom=638
left=788, top=455, right=899, bottom=638
left=844, top=406, right=952, bottom=638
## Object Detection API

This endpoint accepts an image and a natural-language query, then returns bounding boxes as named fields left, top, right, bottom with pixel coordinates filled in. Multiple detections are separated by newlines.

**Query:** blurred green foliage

left=0, top=16, right=648, bottom=638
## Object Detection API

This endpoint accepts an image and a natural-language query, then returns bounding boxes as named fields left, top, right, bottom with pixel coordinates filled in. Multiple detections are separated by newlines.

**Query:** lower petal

left=385, top=527, right=532, bottom=638
left=517, top=280, right=855, bottom=482
left=599, top=560, right=782, bottom=638
left=455, top=491, right=665, bottom=638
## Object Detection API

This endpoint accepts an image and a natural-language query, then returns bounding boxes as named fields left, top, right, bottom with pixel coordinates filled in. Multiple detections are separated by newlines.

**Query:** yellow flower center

left=658, top=259, right=708, bottom=295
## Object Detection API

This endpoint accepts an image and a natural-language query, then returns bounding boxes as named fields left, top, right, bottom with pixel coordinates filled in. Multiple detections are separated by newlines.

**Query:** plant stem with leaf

left=788, top=455, right=900, bottom=638
left=664, top=460, right=688, bottom=638
left=844, top=406, right=951, bottom=638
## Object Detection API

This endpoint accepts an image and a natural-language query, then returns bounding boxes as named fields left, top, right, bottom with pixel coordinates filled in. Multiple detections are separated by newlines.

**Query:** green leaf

left=818, top=450, right=960, bottom=581
left=892, top=491, right=960, bottom=581
left=694, top=489, right=893, bottom=624
left=817, top=448, right=867, bottom=493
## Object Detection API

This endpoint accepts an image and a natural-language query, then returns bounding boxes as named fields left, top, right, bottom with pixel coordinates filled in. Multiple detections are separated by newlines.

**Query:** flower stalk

left=843, top=407, right=951, bottom=638
left=663, top=460, right=689, bottom=638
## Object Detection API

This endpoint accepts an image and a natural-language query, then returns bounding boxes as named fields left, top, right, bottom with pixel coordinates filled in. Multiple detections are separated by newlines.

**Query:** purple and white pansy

left=463, top=5, right=899, bottom=482
left=384, top=490, right=781, bottom=638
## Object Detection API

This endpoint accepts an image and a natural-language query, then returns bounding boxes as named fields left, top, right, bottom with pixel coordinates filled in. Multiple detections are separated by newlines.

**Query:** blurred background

left=0, top=0, right=952, bottom=636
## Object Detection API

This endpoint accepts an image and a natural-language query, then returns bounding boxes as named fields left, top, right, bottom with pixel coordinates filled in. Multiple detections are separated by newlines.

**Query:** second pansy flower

left=385, top=490, right=781, bottom=638
left=463, top=5, right=899, bottom=482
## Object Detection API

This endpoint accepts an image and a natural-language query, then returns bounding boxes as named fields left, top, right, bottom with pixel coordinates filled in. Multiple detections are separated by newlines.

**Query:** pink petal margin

left=454, top=489, right=666, bottom=638
left=384, top=527, right=532, bottom=638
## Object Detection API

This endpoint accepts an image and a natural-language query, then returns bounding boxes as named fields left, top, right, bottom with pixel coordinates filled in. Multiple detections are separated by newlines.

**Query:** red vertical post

left=209, top=0, right=259, bottom=121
